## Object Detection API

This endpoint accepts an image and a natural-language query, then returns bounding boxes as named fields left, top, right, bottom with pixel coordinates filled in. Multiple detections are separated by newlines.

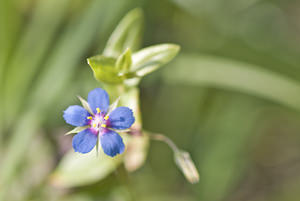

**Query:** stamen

left=87, top=116, right=93, bottom=120
left=101, top=124, right=107, bottom=128
left=96, top=108, right=101, bottom=113
left=93, top=123, right=97, bottom=128
left=104, top=115, right=109, bottom=120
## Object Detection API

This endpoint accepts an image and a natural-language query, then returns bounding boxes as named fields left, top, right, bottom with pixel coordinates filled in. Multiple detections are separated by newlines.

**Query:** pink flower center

left=87, top=108, right=109, bottom=135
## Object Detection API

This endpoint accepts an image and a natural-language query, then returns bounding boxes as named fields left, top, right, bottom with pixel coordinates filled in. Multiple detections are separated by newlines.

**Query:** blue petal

left=63, top=105, right=89, bottom=126
left=87, top=88, right=110, bottom=114
left=72, top=129, right=97, bottom=154
left=100, top=130, right=125, bottom=157
left=108, top=107, right=135, bottom=130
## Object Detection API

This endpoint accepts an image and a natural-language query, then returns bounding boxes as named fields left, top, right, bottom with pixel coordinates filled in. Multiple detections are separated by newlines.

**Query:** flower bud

left=174, top=151, right=199, bottom=184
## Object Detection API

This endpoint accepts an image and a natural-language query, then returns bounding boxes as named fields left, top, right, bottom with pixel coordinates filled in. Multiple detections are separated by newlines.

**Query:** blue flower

left=63, top=88, right=135, bottom=157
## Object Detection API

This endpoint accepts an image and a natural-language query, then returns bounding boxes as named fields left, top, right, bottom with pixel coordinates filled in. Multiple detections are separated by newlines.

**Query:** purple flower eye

left=63, top=88, right=135, bottom=157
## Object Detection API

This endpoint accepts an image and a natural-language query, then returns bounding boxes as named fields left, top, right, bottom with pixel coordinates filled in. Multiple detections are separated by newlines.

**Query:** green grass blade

left=197, top=94, right=261, bottom=201
left=3, top=0, right=71, bottom=127
left=0, top=0, right=133, bottom=199
left=164, top=54, right=300, bottom=111
left=0, top=0, right=21, bottom=140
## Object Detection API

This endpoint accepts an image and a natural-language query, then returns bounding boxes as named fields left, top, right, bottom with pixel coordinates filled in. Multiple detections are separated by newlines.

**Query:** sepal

left=77, top=96, right=94, bottom=115
left=65, top=126, right=90, bottom=135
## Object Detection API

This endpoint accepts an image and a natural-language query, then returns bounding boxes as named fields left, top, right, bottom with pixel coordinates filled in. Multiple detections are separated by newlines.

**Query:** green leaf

left=131, top=44, right=180, bottom=77
left=197, top=95, right=261, bottom=201
left=103, top=8, right=144, bottom=57
left=116, top=48, right=132, bottom=72
left=87, top=55, right=124, bottom=84
left=3, top=0, right=70, bottom=129
left=51, top=149, right=123, bottom=188
left=163, top=54, right=300, bottom=111
left=0, top=0, right=132, bottom=198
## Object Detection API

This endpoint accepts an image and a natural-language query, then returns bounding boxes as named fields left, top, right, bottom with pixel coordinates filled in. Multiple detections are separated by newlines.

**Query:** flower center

left=87, top=108, right=109, bottom=133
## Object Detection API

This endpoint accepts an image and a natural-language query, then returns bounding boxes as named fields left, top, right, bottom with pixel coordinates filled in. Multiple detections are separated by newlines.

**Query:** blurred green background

left=1, top=0, right=300, bottom=200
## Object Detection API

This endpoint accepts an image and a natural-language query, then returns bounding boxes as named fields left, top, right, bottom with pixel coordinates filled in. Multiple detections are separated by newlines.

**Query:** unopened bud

left=174, top=151, right=199, bottom=184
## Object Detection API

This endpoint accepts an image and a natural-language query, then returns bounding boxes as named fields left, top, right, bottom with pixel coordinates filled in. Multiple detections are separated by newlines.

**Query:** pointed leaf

left=103, top=8, right=144, bottom=57
left=51, top=148, right=123, bottom=187
left=163, top=54, right=300, bottom=111
left=87, top=55, right=124, bottom=84
left=131, top=44, right=180, bottom=77
left=116, top=48, right=132, bottom=72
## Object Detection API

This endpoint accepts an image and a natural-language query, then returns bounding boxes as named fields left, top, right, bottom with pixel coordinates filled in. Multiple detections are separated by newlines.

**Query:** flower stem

left=148, top=133, right=180, bottom=154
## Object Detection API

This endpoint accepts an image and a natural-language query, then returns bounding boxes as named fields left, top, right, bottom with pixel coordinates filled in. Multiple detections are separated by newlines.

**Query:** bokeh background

left=1, top=0, right=300, bottom=200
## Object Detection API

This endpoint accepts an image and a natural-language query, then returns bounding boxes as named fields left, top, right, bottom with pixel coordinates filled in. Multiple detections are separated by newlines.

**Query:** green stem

left=0, top=109, right=41, bottom=201
left=148, top=133, right=180, bottom=154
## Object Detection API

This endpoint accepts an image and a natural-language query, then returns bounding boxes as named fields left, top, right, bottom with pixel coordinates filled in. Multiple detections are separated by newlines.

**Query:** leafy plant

left=52, top=8, right=198, bottom=188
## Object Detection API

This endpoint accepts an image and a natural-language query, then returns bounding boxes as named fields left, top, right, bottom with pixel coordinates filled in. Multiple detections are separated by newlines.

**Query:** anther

left=87, top=116, right=93, bottom=120
left=101, top=124, right=107, bottom=128
left=104, top=115, right=109, bottom=120
left=96, top=108, right=101, bottom=113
